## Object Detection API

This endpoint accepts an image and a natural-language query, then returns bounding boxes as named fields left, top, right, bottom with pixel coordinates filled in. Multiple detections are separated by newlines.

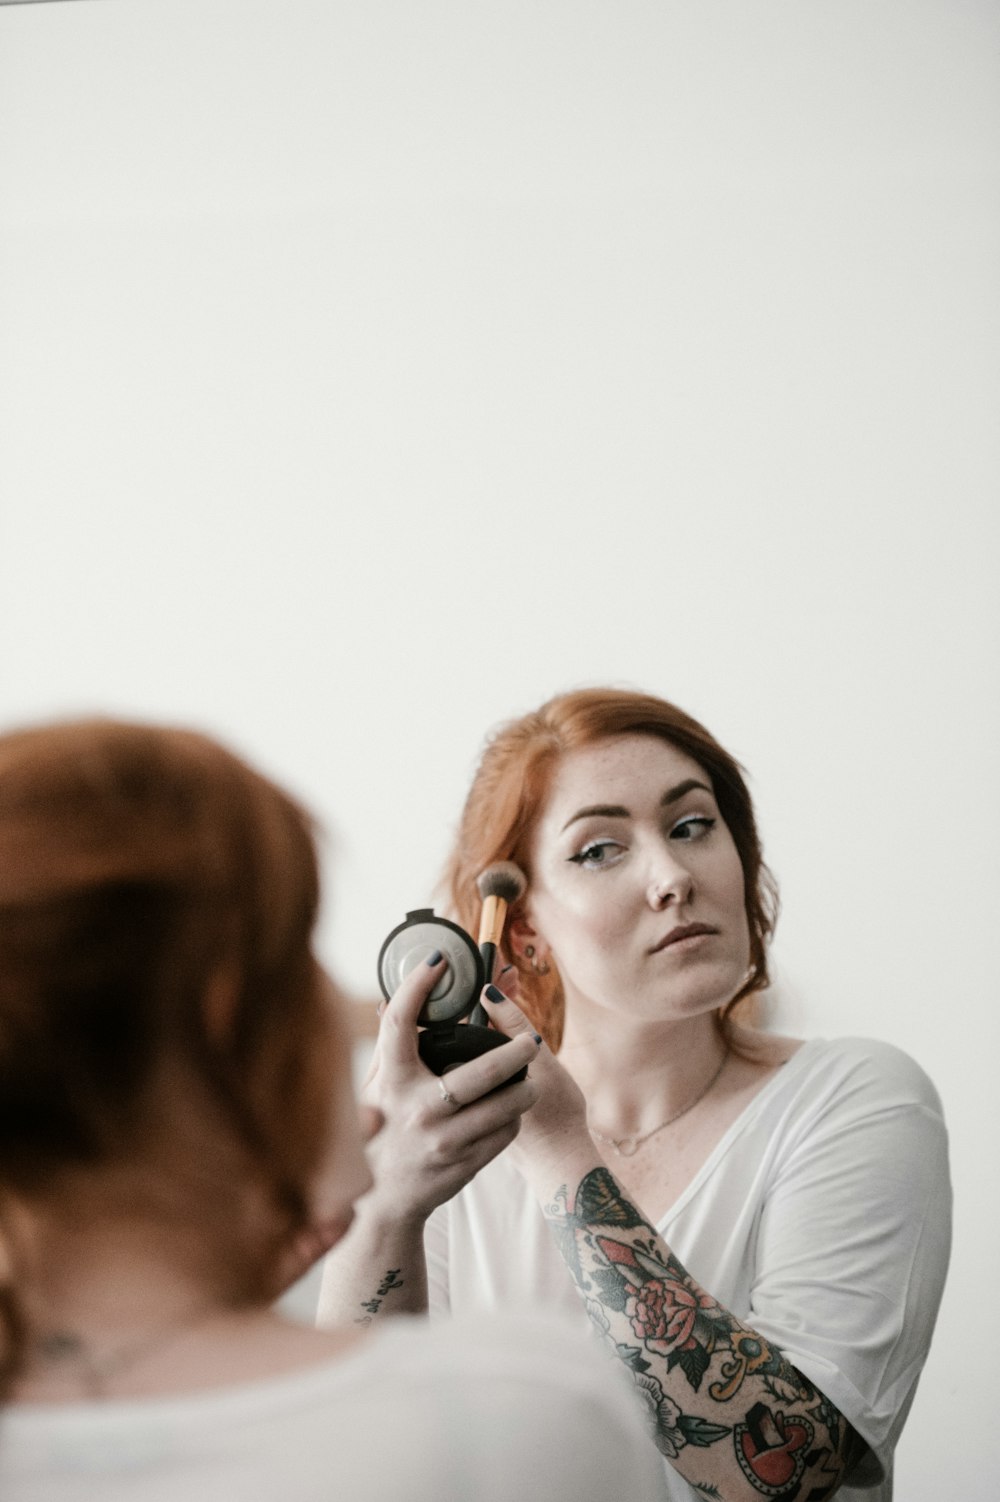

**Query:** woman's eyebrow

left=661, top=778, right=713, bottom=807
left=561, top=779, right=713, bottom=832
left=561, top=803, right=630, bottom=831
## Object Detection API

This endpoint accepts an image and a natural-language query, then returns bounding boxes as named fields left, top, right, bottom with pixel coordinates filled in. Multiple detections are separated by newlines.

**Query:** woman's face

left=523, top=735, right=751, bottom=1027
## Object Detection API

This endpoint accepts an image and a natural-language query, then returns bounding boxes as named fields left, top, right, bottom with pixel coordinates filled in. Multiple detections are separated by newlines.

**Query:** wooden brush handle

left=478, top=895, right=507, bottom=947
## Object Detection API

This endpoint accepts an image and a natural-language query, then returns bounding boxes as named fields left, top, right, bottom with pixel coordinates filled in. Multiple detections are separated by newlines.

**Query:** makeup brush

left=470, top=861, right=526, bottom=1026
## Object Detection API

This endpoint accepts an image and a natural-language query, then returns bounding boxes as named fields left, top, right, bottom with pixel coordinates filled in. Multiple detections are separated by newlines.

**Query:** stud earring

left=523, top=944, right=550, bottom=976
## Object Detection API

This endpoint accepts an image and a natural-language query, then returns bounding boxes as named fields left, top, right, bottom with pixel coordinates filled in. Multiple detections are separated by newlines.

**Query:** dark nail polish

left=426, top=949, right=443, bottom=966
left=484, top=984, right=506, bottom=1003
left=533, top=1033, right=543, bottom=1046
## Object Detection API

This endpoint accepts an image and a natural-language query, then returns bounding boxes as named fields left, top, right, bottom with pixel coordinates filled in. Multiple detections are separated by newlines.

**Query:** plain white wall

left=1, top=3, right=997, bottom=1495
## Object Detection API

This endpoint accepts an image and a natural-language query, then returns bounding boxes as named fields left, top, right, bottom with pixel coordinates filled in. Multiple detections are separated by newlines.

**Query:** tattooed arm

left=480, top=989, right=864, bottom=1502
left=318, top=957, right=540, bottom=1327
left=318, top=1206, right=429, bottom=1324
left=543, top=1161, right=862, bottom=1501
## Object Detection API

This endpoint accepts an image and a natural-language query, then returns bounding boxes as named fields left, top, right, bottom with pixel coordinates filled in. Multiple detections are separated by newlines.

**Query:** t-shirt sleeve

left=748, top=1039, right=951, bottom=1486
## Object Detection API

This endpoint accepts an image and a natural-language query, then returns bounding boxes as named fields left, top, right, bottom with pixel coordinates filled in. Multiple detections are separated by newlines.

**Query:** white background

left=1, top=3, right=997, bottom=1495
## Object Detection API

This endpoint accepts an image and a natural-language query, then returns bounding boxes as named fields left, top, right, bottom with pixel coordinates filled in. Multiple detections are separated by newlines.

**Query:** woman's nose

left=646, top=851, right=693, bottom=909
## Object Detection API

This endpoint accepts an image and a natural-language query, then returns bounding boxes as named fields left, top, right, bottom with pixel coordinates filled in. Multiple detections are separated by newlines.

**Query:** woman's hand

left=480, top=984, right=592, bottom=1167
left=360, top=955, right=542, bottom=1226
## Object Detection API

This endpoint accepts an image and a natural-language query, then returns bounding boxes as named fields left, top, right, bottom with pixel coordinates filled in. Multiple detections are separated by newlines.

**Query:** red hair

left=0, top=718, right=339, bottom=1387
left=442, top=688, right=778, bottom=1050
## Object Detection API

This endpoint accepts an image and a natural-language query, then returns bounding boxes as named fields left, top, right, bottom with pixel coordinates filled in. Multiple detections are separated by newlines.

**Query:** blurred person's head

left=0, top=718, right=362, bottom=1387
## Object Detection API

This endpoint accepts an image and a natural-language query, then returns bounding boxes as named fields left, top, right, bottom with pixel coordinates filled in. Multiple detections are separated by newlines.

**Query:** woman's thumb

left=481, top=983, right=538, bottom=1038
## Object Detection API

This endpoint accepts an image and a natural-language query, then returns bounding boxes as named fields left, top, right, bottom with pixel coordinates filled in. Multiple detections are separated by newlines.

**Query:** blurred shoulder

left=369, top=1313, right=667, bottom=1497
left=372, top=1308, right=613, bottom=1380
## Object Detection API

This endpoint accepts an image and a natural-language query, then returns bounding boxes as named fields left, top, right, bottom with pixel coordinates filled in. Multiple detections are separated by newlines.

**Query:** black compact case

left=377, top=908, right=525, bottom=1080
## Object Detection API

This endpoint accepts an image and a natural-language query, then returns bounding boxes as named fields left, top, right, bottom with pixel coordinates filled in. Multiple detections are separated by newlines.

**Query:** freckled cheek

left=534, top=889, right=623, bottom=967
left=567, top=904, right=632, bottom=970
left=727, top=878, right=752, bottom=958
left=711, top=840, right=748, bottom=919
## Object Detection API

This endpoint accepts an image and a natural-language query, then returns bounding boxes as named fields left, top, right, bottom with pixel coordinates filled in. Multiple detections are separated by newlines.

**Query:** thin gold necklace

left=588, top=1048, right=729, bottom=1158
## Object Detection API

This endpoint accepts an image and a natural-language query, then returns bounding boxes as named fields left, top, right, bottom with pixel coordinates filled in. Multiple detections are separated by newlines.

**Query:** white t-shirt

left=426, top=1037, right=951, bottom=1501
left=0, top=1313, right=669, bottom=1502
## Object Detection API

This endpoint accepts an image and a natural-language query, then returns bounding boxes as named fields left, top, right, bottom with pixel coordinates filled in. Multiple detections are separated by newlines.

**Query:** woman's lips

left=650, top=922, right=718, bottom=953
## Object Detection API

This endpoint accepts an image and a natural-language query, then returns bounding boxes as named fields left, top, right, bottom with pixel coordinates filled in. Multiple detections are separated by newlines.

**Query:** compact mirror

left=376, top=907, right=525, bottom=1081
left=377, top=908, right=485, bottom=1025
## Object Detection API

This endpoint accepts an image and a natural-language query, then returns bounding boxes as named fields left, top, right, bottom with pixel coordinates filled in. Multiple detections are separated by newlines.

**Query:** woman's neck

left=10, top=1218, right=359, bottom=1404
left=10, top=1202, right=234, bottom=1396
left=16, top=1215, right=225, bottom=1373
left=557, top=1006, right=727, bottom=1139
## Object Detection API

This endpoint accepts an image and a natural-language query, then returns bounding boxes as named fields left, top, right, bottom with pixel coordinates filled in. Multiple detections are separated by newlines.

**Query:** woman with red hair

left=0, top=716, right=665, bottom=1502
left=321, top=688, right=951, bottom=1502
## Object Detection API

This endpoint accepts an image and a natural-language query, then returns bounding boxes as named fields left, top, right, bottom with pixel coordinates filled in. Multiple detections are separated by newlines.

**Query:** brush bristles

left=476, top=861, right=526, bottom=904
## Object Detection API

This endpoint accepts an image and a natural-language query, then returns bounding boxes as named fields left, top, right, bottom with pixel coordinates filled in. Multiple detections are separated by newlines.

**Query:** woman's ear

left=507, top=913, right=549, bottom=965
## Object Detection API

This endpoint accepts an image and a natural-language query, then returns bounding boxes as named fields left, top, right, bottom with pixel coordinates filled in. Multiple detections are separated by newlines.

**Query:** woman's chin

left=656, top=967, right=748, bottom=1021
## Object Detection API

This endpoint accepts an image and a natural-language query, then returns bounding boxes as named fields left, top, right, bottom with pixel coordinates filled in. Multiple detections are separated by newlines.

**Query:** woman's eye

left=568, top=839, right=626, bottom=870
left=669, top=816, right=716, bottom=842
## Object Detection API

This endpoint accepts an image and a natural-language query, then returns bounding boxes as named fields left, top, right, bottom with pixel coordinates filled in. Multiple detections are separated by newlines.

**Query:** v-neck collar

left=656, top=1036, right=827, bottom=1230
